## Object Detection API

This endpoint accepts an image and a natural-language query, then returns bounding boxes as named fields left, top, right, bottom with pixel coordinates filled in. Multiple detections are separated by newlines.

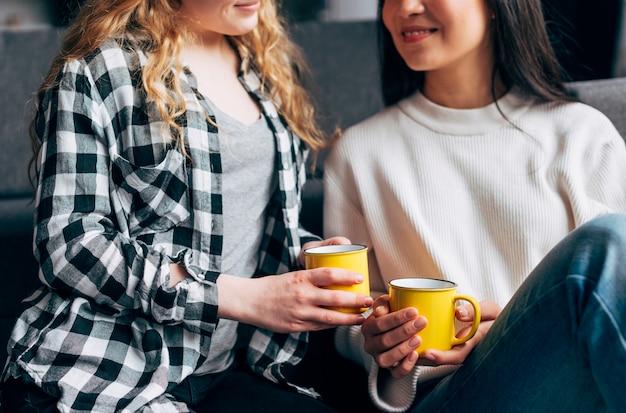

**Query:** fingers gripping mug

left=304, top=244, right=370, bottom=313
left=388, top=278, right=481, bottom=353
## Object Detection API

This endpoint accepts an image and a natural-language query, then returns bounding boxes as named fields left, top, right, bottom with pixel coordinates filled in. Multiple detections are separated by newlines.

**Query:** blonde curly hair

left=34, top=0, right=325, bottom=161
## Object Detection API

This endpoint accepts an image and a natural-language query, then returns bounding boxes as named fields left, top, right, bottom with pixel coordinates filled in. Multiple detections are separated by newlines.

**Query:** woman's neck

left=180, top=34, right=239, bottom=82
left=180, top=35, right=262, bottom=126
left=422, top=69, right=507, bottom=109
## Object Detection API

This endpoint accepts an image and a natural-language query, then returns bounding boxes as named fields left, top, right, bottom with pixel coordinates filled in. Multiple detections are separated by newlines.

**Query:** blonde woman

left=0, top=0, right=372, bottom=411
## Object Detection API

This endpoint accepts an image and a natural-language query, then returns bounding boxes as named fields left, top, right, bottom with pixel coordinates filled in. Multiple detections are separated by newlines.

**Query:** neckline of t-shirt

left=204, top=96, right=266, bottom=133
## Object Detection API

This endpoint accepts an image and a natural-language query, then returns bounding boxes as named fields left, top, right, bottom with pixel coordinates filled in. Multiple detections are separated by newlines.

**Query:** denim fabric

left=412, top=213, right=626, bottom=413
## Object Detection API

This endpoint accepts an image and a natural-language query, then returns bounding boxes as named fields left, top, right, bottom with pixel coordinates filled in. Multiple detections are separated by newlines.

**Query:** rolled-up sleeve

left=33, top=57, right=219, bottom=335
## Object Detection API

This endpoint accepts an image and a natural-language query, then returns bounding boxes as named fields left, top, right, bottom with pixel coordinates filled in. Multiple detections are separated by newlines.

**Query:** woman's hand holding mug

left=362, top=278, right=500, bottom=379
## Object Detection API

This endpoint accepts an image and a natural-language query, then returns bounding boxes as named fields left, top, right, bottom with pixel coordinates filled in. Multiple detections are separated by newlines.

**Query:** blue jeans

left=412, top=213, right=626, bottom=413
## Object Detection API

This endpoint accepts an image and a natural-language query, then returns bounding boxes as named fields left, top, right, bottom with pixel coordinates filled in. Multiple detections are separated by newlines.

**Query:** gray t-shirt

left=197, top=98, right=277, bottom=374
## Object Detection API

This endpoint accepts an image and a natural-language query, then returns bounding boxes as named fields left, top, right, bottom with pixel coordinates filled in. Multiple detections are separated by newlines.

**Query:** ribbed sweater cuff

left=368, top=361, right=419, bottom=413
left=334, top=325, right=460, bottom=412
left=334, top=325, right=417, bottom=412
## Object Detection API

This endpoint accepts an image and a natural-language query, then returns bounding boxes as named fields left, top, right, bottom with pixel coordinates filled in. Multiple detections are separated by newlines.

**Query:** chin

left=401, top=56, right=439, bottom=73
left=229, top=20, right=259, bottom=36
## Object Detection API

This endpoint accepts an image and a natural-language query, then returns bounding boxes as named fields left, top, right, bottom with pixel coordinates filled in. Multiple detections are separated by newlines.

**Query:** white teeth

left=403, top=29, right=432, bottom=36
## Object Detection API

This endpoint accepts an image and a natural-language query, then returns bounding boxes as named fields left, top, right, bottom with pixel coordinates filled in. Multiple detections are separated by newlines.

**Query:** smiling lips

left=402, top=27, right=437, bottom=43
left=235, top=1, right=260, bottom=12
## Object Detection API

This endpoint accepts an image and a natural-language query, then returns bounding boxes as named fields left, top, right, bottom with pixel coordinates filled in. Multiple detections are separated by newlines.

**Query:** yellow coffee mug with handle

left=304, top=244, right=370, bottom=313
left=388, top=278, right=481, bottom=353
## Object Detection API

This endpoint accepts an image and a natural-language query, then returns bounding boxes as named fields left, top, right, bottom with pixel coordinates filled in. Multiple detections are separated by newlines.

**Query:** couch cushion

left=290, top=20, right=384, bottom=178
left=291, top=21, right=384, bottom=133
left=0, top=27, right=64, bottom=197
left=567, top=77, right=626, bottom=137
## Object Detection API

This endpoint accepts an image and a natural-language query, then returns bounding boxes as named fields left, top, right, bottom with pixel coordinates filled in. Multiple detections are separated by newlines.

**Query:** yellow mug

left=304, top=244, right=370, bottom=313
left=388, top=278, right=481, bottom=354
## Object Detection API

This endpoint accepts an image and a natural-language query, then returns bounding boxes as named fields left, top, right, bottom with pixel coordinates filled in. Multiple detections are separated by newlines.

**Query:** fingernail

left=458, top=307, right=468, bottom=318
left=408, top=335, right=420, bottom=348
left=405, top=307, right=418, bottom=318
left=408, top=351, right=418, bottom=363
left=413, top=317, right=426, bottom=329
left=364, top=297, right=374, bottom=307
left=375, top=305, right=386, bottom=315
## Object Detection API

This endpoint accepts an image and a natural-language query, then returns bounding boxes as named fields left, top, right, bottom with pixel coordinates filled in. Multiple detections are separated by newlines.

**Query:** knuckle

left=403, top=322, right=417, bottom=336
left=319, top=267, right=334, bottom=279
left=374, top=354, right=392, bottom=369
left=379, top=334, right=397, bottom=350
left=292, top=289, right=307, bottom=304
left=293, top=271, right=308, bottom=284
left=329, top=291, right=342, bottom=306
left=361, top=319, right=373, bottom=333
left=362, top=337, right=378, bottom=355
left=321, top=310, right=334, bottom=325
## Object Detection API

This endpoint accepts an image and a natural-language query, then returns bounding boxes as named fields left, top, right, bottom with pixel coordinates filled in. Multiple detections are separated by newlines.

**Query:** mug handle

left=451, top=295, right=481, bottom=347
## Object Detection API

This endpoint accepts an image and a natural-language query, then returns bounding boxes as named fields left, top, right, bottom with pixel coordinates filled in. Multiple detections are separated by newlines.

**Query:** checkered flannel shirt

left=2, top=37, right=320, bottom=412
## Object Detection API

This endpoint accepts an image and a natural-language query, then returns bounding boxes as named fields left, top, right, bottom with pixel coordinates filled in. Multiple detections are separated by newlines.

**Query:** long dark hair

left=378, top=0, right=577, bottom=106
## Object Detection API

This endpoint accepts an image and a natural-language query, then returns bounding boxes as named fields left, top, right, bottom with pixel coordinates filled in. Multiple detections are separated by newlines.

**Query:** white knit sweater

left=324, top=90, right=626, bottom=412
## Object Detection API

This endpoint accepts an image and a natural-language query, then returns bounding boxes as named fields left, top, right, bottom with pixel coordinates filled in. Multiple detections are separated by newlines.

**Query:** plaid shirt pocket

left=112, top=148, right=191, bottom=237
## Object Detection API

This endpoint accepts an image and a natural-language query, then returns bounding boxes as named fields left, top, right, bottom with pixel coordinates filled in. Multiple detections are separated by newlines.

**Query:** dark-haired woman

left=326, top=0, right=626, bottom=411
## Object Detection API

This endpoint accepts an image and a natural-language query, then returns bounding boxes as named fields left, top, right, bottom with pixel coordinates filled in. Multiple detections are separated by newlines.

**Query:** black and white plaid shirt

left=2, top=37, right=319, bottom=412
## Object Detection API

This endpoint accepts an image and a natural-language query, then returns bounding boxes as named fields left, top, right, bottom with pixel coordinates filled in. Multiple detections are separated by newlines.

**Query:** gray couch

left=0, top=27, right=66, bottom=370
left=1, top=21, right=625, bottom=411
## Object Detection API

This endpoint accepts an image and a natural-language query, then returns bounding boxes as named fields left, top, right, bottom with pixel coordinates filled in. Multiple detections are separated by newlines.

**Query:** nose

left=398, top=0, right=426, bottom=17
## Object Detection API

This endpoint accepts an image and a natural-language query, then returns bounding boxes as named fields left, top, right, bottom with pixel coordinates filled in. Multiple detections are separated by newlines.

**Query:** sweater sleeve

left=559, top=105, right=626, bottom=223
left=323, top=142, right=388, bottom=295
left=586, top=124, right=626, bottom=212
